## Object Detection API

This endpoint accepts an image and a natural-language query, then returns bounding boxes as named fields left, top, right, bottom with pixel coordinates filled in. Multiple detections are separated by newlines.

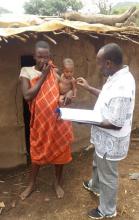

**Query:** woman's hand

left=76, top=77, right=90, bottom=90
left=42, top=63, right=52, bottom=76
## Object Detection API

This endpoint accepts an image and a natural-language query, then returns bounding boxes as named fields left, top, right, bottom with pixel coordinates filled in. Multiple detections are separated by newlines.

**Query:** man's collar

left=108, top=65, right=129, bottom=81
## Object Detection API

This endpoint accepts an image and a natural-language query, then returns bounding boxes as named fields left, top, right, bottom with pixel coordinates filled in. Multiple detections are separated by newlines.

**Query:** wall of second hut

left=0, top=34, right=138, bottom=168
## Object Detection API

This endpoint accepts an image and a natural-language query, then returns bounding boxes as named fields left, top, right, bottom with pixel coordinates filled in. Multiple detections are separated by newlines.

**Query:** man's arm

left=85, top=85, right=101, bottom=97
left=98, top=119, right=122, bottom=130
left=20, top=65, right=51, bottom=101
left=97, top=97, right=131, bottom=130
left=76, top=77, right=100, bottom=97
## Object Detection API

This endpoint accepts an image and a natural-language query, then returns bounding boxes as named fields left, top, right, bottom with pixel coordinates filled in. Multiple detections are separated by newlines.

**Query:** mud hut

left=0, top=14, right=139, bottom=168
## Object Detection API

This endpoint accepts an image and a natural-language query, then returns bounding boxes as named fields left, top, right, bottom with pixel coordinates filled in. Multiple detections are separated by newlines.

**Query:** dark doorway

left=21, top=55, right=36, bottom=163
left=21, top=55, right=36, bottom=67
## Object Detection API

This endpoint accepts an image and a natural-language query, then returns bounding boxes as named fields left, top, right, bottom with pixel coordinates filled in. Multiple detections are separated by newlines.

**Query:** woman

left=20, top=41, right=74, bottom=200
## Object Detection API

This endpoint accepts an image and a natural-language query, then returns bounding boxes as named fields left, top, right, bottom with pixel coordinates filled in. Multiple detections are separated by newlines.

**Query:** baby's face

left=63, top=65, right=74, bottom=78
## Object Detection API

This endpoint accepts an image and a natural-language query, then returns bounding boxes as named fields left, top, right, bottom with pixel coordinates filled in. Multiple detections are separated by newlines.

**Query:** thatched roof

left=0, top=14, right=139, bottom=45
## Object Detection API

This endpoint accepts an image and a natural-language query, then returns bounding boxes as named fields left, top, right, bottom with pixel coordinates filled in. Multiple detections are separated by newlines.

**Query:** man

left=20, top=41, right=74, bottom=200
left=77, top=43, right=135, bottom=219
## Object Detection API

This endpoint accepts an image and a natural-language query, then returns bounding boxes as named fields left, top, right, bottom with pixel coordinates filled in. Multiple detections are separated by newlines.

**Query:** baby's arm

left=72, top=78, right=77, bottom=98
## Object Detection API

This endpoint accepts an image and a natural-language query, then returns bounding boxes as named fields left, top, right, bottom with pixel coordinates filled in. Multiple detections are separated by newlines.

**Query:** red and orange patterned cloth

left=20, top=64, right=74, bottom=165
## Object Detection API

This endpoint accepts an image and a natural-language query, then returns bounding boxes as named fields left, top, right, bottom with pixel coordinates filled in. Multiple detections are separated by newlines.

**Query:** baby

left=58, top=58, right=77, bottom=106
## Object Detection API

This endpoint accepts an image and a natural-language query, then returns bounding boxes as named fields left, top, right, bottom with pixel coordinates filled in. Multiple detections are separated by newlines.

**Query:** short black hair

left=35, top=41, right=50, bottom=50
left=101, top=43, right=123, bottom=65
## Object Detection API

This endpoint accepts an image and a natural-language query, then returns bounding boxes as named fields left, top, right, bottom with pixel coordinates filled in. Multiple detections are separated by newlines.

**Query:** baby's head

left=63, top=58, right=74, bottom=78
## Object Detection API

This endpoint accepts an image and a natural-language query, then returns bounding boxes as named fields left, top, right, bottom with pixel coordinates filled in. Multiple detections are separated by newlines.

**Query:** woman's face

left=34, top=48, right=50, bottom=71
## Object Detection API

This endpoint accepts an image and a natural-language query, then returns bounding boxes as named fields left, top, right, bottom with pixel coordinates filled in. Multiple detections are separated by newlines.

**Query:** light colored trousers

left=88, top=151, right=118, bottom=216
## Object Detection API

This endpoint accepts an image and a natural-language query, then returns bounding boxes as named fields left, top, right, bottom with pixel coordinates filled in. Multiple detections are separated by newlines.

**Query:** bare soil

left=0, top=141, right=139, bottom=220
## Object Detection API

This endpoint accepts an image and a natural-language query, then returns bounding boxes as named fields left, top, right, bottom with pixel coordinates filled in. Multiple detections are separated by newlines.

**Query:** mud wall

left=0, top=34, right=138, bottom=168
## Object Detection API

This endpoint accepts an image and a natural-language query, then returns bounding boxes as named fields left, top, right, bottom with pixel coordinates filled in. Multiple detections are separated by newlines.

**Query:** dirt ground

left=0, top=141, right=139, bottom=220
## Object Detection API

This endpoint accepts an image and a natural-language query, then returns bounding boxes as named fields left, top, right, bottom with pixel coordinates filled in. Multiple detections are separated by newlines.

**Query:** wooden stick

left=53, top=31, right=65, bottom=35
left=43, top=34, right=57, bottom=44
left=29, top=33, right=38, bottom=39
left=66, top=33, right=79, bottom=40
left=23, top=34, right=30, bottom=39
left=87, top=34, right=99, bottom=39
left=122, top=35, right=139, bottom=45
left=14, top=35, right=27, bottom=42
left=39, top=15, right=60, bottom=18
left=2, top=37, right=8, bottom=43
left=62, top=6, right=136, bottom=25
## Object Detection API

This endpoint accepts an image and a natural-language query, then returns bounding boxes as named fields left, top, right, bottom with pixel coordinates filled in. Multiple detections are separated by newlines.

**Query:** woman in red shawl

left=20, top=41, right=74, bottom=200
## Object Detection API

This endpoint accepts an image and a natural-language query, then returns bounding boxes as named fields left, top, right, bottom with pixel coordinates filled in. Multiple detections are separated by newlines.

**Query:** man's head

left=34, top=41, right=50, bottom=71
left=96, top=43, right=123, bottom=76
left=63, top=58, right=74, bottom=78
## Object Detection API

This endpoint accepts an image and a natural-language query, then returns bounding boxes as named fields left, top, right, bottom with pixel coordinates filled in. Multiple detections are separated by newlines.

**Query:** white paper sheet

left=58, top=108, right=102, bottom=124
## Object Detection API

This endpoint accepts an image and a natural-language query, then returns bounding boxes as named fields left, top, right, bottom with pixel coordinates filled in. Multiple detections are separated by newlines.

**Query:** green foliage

left=112, top=2, right=139, bottom=15
left=111, top=2, right=139, bottom=26
left=24, top=0, right=83, bottom=16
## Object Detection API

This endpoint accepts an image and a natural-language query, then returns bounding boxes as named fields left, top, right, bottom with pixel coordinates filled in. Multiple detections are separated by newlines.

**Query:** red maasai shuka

left=29, top=66, right=74, bottom=165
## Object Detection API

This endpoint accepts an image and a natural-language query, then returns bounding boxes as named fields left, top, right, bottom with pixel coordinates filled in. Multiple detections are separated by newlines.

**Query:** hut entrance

left=21, top=55, right=36, bottom=163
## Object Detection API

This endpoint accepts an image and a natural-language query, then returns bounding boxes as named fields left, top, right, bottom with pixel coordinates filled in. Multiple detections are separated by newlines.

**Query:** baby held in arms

left=58, top=58, right=77, bottom=106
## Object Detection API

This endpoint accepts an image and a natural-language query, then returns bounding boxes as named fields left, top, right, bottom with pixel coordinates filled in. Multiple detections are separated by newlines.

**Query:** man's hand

left=76, top=77, right=100, bottom=97
left=76, top=77, right=90, bottom=90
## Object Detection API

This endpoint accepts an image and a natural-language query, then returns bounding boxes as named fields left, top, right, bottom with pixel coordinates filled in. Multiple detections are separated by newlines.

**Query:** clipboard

left=56, top=108, right=102, bottom=125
